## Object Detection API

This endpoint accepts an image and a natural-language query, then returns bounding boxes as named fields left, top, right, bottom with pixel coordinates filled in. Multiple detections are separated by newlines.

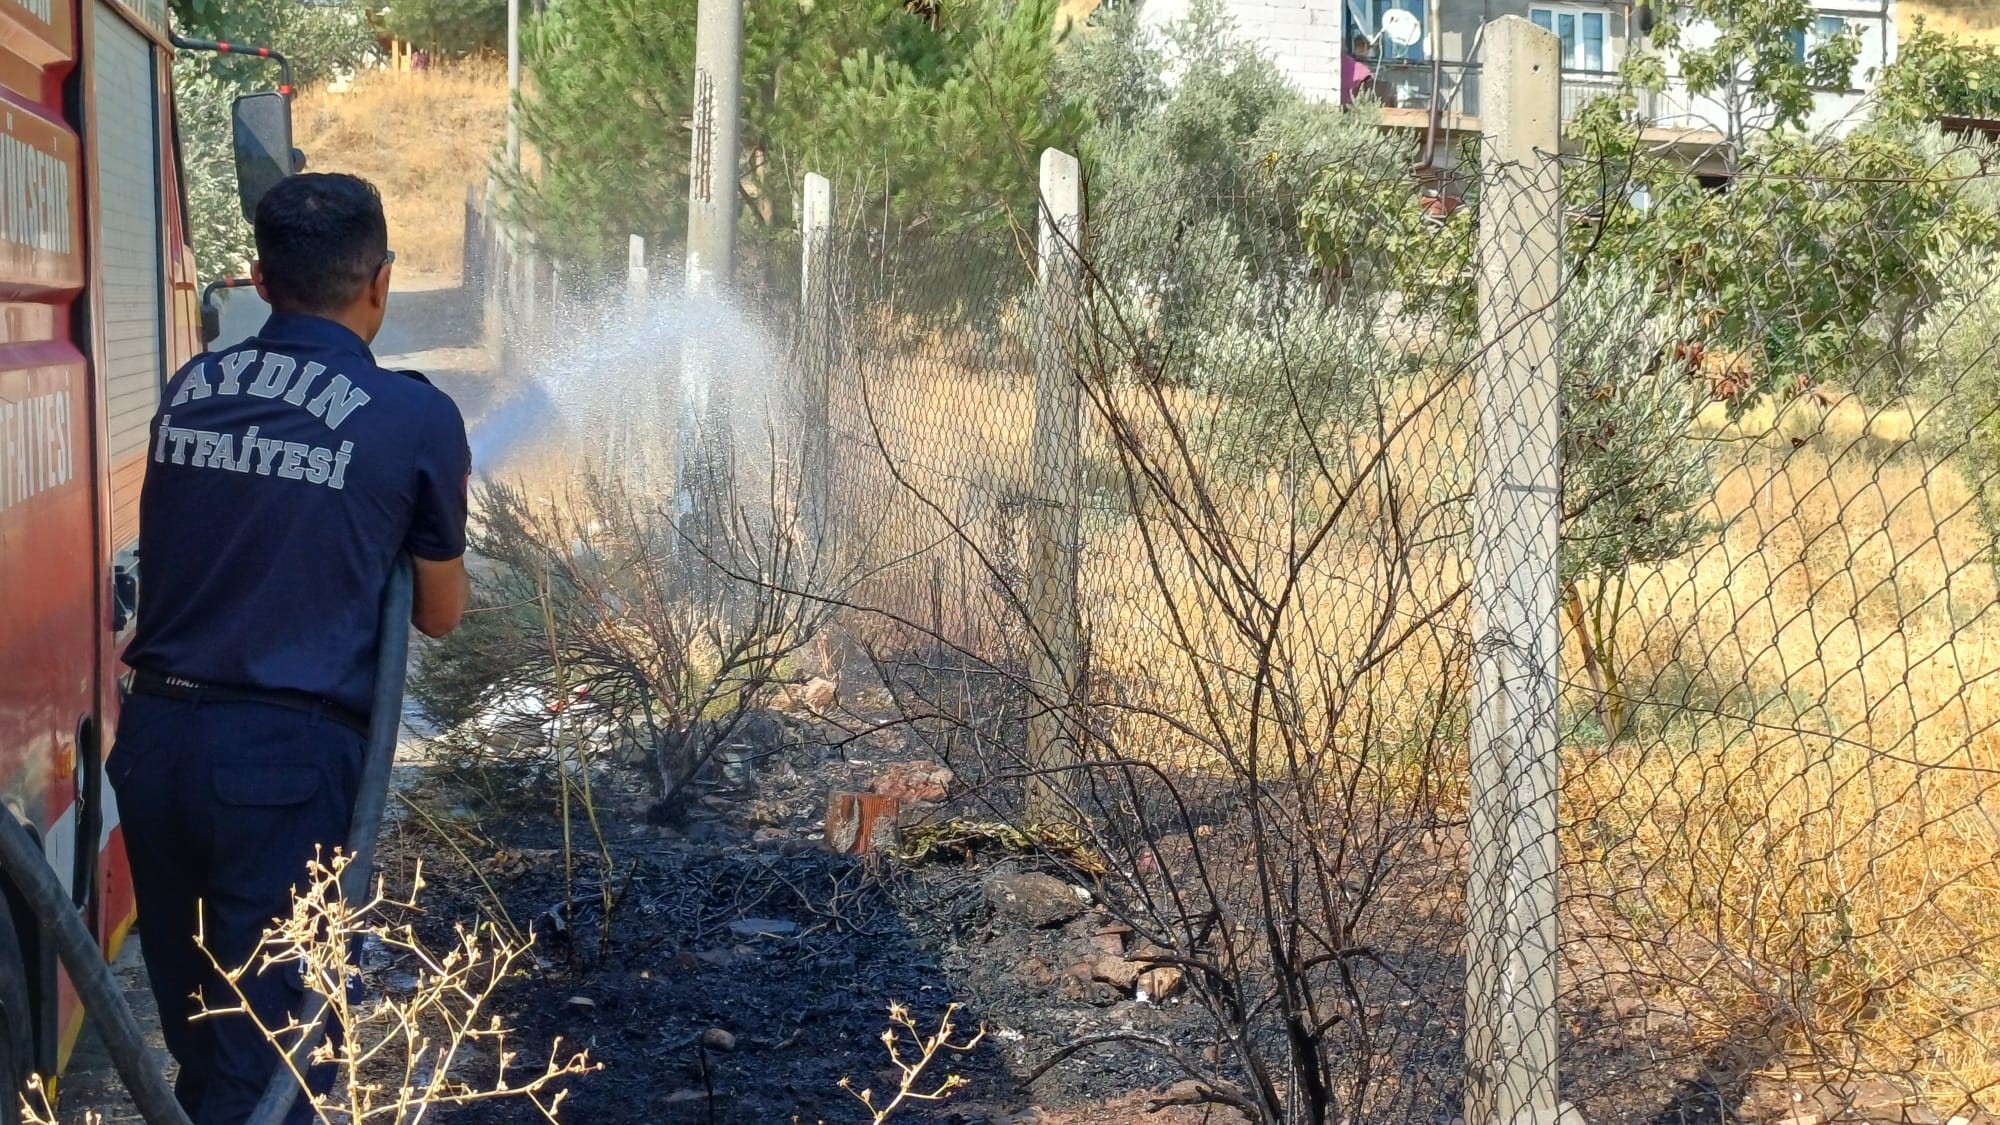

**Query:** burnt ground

left=338, top=685, right=1739, bottom=1125
left=368, top=721, right=1235, bottom=1125
left=57, top=679, right=1989, bottom=1125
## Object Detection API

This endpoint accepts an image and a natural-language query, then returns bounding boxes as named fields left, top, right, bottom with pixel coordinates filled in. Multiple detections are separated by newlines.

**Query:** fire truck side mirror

left=200, top=302, right=221, bottom=346
left=231, top=91, right=296, bottom=223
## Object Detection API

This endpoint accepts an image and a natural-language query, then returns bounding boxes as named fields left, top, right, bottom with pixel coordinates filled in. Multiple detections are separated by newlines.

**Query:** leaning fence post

left=1025, top=148, right=1084, bottom=827
left=799, top=172, right=834, bottom=562
left=463, top=185, right=483, bottom=298
left=1465, top=16, right=1567, bottom=1125
left=628, top=234, right=649, bottom=308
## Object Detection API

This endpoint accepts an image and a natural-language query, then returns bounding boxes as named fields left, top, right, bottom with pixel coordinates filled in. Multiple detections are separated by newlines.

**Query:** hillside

left=293, top=61, right=508, bottom=280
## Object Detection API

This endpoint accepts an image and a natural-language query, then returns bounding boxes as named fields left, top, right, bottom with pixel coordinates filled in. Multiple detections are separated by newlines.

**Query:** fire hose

left=0, top=556, right=414, bottom=1125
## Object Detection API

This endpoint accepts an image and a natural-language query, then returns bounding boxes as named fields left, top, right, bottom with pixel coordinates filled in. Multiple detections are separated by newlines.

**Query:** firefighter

left=110, top=172, right=471, bottom=1124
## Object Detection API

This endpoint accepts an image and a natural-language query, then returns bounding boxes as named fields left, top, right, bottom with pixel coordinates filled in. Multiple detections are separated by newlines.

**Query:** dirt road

left=214, top=272, right=498, bottom=410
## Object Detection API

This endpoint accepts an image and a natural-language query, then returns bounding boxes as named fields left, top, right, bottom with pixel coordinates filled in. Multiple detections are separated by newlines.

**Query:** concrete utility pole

left=684, top=0, right=745, bottom=297
left=799, top=172, right=834, bottom=557
left=674, top=0, right=746, bottom=570
left=506, top=0, right=521, bottom=171
left=1463, top=16, right=1570, bottom=1125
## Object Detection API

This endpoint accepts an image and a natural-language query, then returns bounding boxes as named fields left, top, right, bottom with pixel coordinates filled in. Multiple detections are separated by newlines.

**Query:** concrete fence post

left=506, top=0, right=521, bottom=171
left=799, top=172, right=833, bottom=561
left=520, top=249, right=540, bottom=337
left=628, top=234, right=649, bottom=308
left=1464, top=16, right=1569, bottom=1125
left=463, top=185, right=483, bottom=298
left=1025, top=148, right=1084, bottom=827
left=476, top=186, right=503, bottom=361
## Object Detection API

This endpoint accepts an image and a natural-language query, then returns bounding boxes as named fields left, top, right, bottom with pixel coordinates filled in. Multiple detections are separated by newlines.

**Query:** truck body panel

left=0, top=0, right=195, bottom=1075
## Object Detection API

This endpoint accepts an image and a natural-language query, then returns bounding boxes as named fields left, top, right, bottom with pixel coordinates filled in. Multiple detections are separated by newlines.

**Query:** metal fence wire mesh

left=770, top=112, right=2000, bottom=1122
left=461, top=57, right=2000, bottom=1121
left=807, top=147, right=1481, bottom=1121
left=1550, top=133, right=2000, bottom=1124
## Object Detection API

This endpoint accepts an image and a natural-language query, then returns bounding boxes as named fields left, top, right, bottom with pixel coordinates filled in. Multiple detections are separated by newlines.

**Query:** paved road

left=215, top=272, right=493, bottom=392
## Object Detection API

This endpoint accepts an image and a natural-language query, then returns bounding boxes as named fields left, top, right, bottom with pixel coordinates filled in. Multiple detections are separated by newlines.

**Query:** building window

left=1789, top=15, right=1849, bottom=62
left=1372, top=0, right=1426, bottom=61
left=1530, top=6, right=1608, bottom=73
left=1789, top=15, right=1854, bottom=89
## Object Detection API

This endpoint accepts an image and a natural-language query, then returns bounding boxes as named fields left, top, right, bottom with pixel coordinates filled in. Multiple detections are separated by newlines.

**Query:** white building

left=1132, top=0, right=1897, bottom=143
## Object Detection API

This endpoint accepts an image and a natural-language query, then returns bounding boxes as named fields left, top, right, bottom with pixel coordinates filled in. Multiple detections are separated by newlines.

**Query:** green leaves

left=381, top=0, right=509, bottom=55
left=1298, top=134, right=1474, bottom=333
left=502, top=0, right=1078, bottom=281
left=1877, top=19, right=2000, bottom=124
left=1565, top=119, right=1993, bottom=406
left=173, top=0, right=379, bottom=279
left=1556, top=264, right=1714, bottom=581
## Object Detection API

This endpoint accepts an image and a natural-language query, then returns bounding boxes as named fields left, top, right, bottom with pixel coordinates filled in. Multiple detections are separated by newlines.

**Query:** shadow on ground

left=382, top=785, right=1018, bottom=1124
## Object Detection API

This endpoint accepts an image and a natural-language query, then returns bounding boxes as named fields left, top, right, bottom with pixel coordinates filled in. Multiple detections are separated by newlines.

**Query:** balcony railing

left=1561, top=70, right=1621, bottom=123
left=1366, top=63, right=1626, bottom=126
left=1368, top=61, right=1719, bottom=138
left=1367, top=59, right=1481, bottom=119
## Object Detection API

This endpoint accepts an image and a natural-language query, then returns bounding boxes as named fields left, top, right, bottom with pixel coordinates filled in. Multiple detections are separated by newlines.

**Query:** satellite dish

left=1381, top=9, right=1424, bottom=48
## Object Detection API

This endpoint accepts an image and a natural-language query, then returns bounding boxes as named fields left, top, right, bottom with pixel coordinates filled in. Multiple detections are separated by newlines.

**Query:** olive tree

left=171, top=0, right=379, bottom=278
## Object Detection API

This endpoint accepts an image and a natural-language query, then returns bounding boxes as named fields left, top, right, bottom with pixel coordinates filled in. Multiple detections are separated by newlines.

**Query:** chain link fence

left=768, top=35, right=2000, bottom=1125
left=467, top=20, right=2000, bottom=1124
left=1550, top=126, right=2000, bottom=1125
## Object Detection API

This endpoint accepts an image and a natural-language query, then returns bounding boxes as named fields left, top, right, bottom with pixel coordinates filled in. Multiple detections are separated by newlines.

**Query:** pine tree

left=382, top=0, right=510, bottom=56
left=498, top=0, right=1081, bottom=286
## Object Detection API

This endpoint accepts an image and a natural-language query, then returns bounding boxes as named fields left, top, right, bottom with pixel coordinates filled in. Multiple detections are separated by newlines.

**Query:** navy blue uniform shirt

left=123, top=312, right=470, bottom=715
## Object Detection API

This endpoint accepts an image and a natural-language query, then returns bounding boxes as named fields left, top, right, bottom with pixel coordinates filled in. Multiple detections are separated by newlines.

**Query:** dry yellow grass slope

left=834, top=346, right=2000, bottom=1111
left=293, top=61, right=507, bottom=280
left=1561, top=389, right=2000, bottom=1113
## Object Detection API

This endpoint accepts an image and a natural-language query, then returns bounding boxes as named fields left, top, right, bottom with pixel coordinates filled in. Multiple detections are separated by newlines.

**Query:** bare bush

left=197, top=855, right=595, bottom=1122
left=413, top=464, right=838, bottom=813
left=837, top=1002, right=985, bottom=1123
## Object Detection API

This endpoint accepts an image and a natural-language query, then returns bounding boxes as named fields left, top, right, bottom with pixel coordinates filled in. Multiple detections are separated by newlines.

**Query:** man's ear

left=251, top=261, right=272, bottom=305
left=372, top=260, right=393, bottom=309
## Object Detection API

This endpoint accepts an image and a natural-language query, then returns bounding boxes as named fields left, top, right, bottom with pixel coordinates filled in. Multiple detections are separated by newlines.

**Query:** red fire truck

left=0, top=0, right=292, bottom=1107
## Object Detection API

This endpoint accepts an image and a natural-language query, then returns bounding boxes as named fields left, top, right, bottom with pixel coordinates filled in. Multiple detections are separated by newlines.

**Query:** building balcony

left=1560, top=69, right=1622, bottom=122
left=1371, top=61, right=1724, bottom=149
left=1369, top=59, right=1481, bottom=122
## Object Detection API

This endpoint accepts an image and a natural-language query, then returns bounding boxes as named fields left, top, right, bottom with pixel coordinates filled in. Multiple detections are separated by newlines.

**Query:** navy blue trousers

left=109, top=693, right=362, bottom=1125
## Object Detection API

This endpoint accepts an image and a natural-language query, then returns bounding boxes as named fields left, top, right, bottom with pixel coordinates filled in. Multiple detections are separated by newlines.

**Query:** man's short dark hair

left=253, top=173, right=388, bottom=316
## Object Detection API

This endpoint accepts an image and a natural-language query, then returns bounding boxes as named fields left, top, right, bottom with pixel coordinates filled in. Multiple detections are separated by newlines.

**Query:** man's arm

left=401, top=383, right=473, bottom=638
left=412, top=555, right=470, bottom=638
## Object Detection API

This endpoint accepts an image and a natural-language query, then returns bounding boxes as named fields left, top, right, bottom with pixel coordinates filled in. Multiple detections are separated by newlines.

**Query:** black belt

left=128, top=671, right=370, bottom=736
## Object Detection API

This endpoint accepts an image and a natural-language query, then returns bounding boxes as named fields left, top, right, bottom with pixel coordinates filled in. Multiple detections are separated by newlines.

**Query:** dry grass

left=1562, top=387, right=2000, bottom=1113
left=294, top=61, right=508, bottom=280
left=835, top=346, right=2000, bottom=1110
